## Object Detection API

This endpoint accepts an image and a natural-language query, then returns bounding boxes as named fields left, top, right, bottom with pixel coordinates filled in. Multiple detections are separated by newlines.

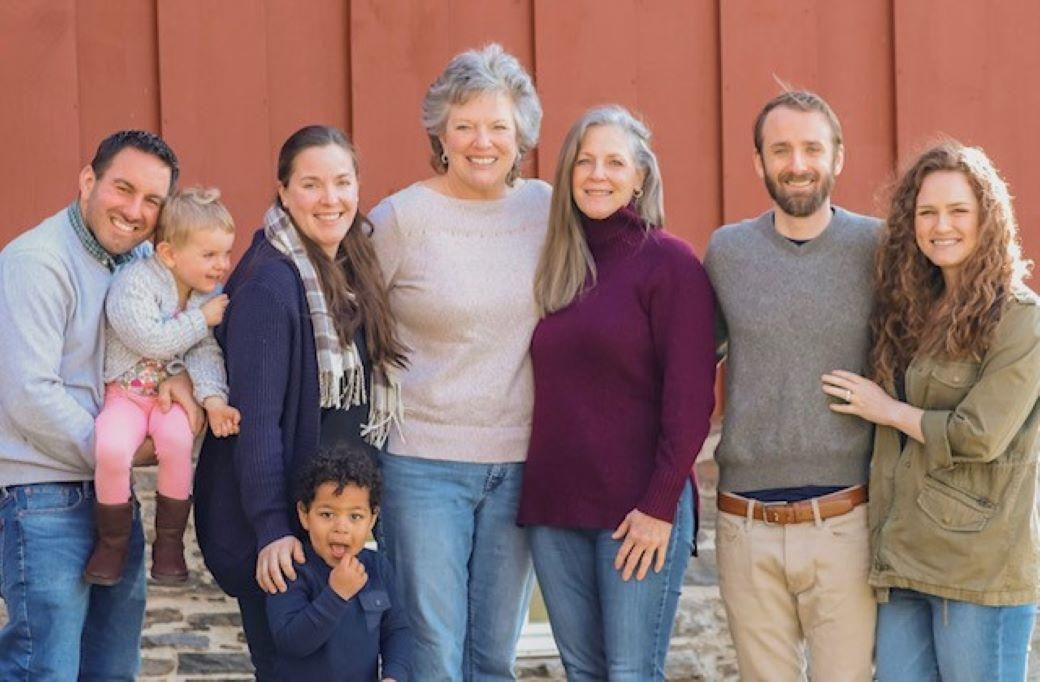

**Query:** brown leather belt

left=717, top=486, right=868, bottom=525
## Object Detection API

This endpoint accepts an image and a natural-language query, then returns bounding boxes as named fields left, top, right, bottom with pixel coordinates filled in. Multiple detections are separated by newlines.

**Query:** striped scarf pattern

left=263, top=204, right=402, bottom=447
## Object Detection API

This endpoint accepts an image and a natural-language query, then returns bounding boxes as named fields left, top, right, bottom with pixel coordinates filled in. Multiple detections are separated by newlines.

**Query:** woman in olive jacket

left=822, top=141, right=1040, bottom=681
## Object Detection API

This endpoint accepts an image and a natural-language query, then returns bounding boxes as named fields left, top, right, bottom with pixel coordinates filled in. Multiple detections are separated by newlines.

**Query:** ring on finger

left=844, top=388, right=853, bottom=402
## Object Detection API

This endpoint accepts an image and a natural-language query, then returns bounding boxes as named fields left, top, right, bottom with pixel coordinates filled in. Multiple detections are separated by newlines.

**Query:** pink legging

left=94, top=384, right=194, bottom=504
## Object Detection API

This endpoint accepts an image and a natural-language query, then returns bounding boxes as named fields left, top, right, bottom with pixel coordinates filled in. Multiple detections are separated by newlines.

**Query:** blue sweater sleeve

left=225, top=270, right=295, bottom=548
left=378, top=554, right=413, bottom=681
left=266, top=574, right=350, bottom=657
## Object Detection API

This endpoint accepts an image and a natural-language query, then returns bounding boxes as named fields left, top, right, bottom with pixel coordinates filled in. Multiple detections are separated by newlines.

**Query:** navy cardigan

left=195, top=230, right=368, bottom=597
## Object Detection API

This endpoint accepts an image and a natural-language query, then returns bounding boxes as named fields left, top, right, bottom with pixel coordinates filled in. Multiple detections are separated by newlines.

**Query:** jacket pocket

left=925, top=361, right=980, bottom=409
left=916, top=476, right=996, bottom=532
left=358, top=588, right=390, bottom=632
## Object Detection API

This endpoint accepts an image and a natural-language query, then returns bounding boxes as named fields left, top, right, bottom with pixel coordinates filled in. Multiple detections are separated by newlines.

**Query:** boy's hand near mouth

left=329, top=553, right=368, bottom=601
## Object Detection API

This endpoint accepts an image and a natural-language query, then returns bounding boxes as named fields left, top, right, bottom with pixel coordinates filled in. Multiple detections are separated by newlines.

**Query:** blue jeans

left=0, top=482, right=146, bottom=680
left=527, top=483, right=694, bottom=681
left=378, top=453, right=534, bottom=681
left=876, top=588, right=1037, bottom=681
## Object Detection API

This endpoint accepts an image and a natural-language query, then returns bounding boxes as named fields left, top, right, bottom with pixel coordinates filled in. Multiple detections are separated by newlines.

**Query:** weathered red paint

left=0, top=0, right=1035, bottom=270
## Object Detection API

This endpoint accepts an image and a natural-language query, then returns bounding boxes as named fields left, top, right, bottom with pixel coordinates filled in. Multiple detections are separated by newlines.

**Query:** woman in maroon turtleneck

left=519, top=105, right=716, bottom=678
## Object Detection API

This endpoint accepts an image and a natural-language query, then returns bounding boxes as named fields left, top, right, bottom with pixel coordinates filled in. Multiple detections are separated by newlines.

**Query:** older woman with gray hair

left=368, top=44, right=550, bottom=680
left=518, top=105, right=716, bottom=679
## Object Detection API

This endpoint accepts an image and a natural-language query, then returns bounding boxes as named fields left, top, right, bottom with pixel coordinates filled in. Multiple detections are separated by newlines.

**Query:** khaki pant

left=715, top=502, right=876, bottom=681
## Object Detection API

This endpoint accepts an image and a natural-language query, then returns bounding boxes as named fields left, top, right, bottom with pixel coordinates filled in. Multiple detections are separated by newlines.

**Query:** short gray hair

left=422, top=43, right=542, bottom=186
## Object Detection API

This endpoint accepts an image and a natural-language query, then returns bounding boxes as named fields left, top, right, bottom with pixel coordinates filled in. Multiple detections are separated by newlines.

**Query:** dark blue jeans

left=527, top=483, right=693, bottom=681
left=0, top=482, right=146, bottom=680
left=237, top=590, right=280, bottom=681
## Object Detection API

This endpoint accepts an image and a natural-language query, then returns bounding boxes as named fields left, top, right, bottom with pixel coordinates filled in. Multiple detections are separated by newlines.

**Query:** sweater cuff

left=382, top=661, right=409, bottom=682
left=193, top=381, right=228, bottom=405
left=254, top=510, right=294, bottom=551
left=921, top=410, right=954, bottom=471
left=637, top=464, right=689, bottom=522
left=187, top=309, right=208, bottom=340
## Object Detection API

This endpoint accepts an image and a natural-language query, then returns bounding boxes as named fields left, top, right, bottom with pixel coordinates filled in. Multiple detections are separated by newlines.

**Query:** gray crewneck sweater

left=705, top=207, right=881, bottom=492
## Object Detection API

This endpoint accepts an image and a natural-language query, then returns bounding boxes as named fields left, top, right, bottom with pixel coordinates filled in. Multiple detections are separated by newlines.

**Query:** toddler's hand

left=329, top=554, right=368, bottom=601
left=204, top=398, right=241, bottom=438
left=201, top=294, right=230, bottom=327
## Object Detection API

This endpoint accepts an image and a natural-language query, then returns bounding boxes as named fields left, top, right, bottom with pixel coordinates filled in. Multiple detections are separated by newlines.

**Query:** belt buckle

left=760, top=500, right=789, bottom=526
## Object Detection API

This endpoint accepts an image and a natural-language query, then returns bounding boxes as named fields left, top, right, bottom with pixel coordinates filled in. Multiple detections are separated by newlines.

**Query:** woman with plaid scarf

left=193, top=125, right=406, bottom=680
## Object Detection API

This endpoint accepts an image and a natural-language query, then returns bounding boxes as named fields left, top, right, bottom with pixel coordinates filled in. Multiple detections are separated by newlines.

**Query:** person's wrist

left=887, top=401, right=908, bottom=429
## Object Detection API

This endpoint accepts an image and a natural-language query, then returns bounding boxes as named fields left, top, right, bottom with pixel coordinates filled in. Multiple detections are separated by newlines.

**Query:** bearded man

left=704, top=91, right=881, bottom=681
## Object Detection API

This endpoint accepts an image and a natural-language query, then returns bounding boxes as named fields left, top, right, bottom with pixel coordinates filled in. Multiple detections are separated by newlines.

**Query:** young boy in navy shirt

left=267, top=444, right=411, bottom=681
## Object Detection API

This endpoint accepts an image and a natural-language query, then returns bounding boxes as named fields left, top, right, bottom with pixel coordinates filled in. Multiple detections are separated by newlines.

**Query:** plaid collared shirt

left=67, top=200, right=134, bottom=272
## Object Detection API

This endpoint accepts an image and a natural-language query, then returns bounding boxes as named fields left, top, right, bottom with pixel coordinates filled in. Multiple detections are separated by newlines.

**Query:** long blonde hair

left=534, top=105, right=664, bottom=315
left=871, top=141, right=1031, bottom=387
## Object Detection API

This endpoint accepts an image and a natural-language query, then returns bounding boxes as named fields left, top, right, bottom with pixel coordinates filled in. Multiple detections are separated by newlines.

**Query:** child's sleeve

left=183, top=330, right=229, bottom=404
left=378, top=554, right=413, bottom=681
left=106, top=260, right=208, bottom=360
left=266, top=574, right=350, bottom=658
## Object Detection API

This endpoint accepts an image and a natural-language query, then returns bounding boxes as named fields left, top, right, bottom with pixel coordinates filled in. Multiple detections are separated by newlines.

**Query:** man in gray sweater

left=0, top=131, right=191, bottom=678
left=704, top=92, right=880, bottom=681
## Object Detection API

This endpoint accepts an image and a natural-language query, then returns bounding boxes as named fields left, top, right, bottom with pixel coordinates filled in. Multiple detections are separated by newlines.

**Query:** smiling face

left=157, top=227, right=235, bottom=298
left=571, top=124, right=646, bottom=220
left=755, top=106, right=843, bottom=219
left=278, top=144, right=359, bottom=259
left=914, top=170, right=981, bottom=287
left=439, top=90, right=519, bottom=200
left=78, top=147, right=172, bottom=255
left=298, top=482, right=377, bottom=568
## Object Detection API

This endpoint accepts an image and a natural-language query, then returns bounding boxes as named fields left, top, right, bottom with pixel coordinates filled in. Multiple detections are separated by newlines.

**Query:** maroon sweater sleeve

left=637, top=240, right=717, bottom=521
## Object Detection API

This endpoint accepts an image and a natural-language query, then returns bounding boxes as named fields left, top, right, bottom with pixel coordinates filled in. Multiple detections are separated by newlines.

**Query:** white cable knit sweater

left=103, top=254, right=228, bottom=404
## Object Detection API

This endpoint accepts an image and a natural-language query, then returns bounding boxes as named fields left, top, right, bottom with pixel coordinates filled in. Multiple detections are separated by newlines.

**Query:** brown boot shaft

left=83, top=501, right=134, bottom=586
left=151, top=493, right=191, bottom=584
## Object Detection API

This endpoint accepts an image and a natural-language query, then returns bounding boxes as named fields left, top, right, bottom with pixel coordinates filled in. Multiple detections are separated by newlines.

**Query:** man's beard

left=763, top=169, right=835, bottom=218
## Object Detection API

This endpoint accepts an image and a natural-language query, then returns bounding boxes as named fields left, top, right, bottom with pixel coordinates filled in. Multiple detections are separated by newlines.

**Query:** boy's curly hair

left=294, top=443, right=382, bottom=511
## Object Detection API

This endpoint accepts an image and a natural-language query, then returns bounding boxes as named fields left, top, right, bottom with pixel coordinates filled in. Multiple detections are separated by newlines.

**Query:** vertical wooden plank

left=264, top=0, right=351, bottom=164
left=533, top=0, right=721, bottom=252
left=350, top=0, right=534, bottom=209
left=157, top=0, right=273, bottom=250
left=894, top=0, right=1040, bottom=260
left=719, top=0, right=895, bottom=224
left=0, top=0, right=81, bottom=241
left=75, top=0, right=161, bottom=164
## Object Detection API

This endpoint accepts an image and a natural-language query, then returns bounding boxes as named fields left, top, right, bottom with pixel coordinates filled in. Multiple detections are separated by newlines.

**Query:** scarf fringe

left=361, top=377, right=404, bottom=448
left=265, top=204, right=405, bottom=443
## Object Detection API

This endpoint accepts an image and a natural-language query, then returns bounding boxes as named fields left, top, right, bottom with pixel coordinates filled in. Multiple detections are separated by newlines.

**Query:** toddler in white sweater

left=85, top=187, right=239, bottom=586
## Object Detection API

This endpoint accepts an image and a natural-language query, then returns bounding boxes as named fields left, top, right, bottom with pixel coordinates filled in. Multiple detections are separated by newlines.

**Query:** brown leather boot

left=83, top=500, right=133, bottom=586
left=151, top=493, right=191, bottom=584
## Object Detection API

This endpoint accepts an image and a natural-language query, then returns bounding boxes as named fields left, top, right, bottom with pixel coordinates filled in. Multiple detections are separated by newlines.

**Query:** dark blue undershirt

left=737, top=485, right=846, bottom=503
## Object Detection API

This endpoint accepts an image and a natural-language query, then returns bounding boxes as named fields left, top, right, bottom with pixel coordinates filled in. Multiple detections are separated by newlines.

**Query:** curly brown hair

left=871, top=141, right=1031, bottom=388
